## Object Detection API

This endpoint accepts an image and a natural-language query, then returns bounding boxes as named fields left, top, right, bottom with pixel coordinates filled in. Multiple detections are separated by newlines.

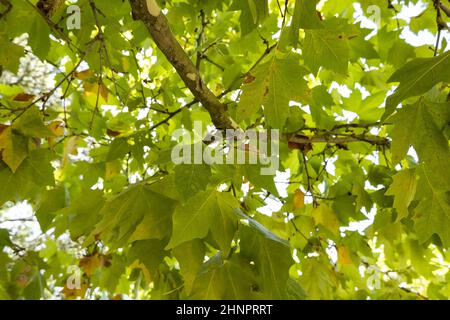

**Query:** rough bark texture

left=129, top=0, right=238, bottom=130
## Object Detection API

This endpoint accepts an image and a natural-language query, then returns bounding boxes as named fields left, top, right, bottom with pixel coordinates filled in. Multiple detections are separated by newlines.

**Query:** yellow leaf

left=74, top=69, right=95, bottom=80
left=0, top=127, right=28, bottom=172
left=121, top=57, right=130, bottom=72
left=294, top=190, right=305, bottom=210
left=337, top=245, right=352, bottom=265
left=0, top=124, right=9, bottom=135
left=47, top=121, right=65, bottom=149
left=62, top=136, right=79, bottom=167
left=79, top=254, right=101, bottom=276
left=62, top=283, right=88, bottom=299
left=312, top=204, right=340, bottom=235
left=47, top=121, right=65, bottom=136
left=83, top=82, right=108, bottom=101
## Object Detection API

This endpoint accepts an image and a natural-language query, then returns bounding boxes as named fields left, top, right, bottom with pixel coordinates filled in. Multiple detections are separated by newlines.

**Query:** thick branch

left=288, top=134, right=389, bottom=146
left=440, top=1, right=450, bottom=18
left=128, top=0, right=238, bottom=130
left=128, top=0, right=389, bottom=148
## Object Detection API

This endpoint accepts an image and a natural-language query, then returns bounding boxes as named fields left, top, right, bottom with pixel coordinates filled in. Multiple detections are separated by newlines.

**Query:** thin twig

left=11, top=49, right=91, bottom=122
left=148, top=100, right=197, bottom=131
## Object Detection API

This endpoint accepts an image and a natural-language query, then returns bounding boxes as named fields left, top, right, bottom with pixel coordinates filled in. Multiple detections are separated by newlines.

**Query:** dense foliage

left=0, top=0, right=449, bottom=300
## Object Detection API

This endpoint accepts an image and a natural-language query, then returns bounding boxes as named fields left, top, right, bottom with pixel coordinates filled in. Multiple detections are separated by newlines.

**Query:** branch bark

left=288, top=133, right=389, bottom=146
left=128, top=0, right=238, bottom=130
left=440, top=1, right=450, bottom=18
left=0, top=0, right=11, bottom=20
left=128, top=0, right=390, bottom=147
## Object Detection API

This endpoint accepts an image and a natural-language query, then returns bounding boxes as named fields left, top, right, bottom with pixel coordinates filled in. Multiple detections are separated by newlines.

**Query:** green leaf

left=293, top=0, right=321, bottom=29
left=391, top=101, right=450, bottom=191
left=210, top=192, right=238, bottom=256
left=234, top=208, right=289, bottom=246
left=385, top=169, right=417, bottom=220
left=28, top=13, right=51, bottom=60
left=242, top=163, right=279, bottom=197
left=15, top=149, right=55, bottom=187
left=99, top=255, right=126, bottom=292
left=172, top=239, right=205, bottom=295
left=387, top=40, right=416, bottom=69
left=174, top=163, right=211, bottom=202
left=385, top=52, right=450, bottom=119
left=230, top=0, right=269, bottom=36
left=237, top=53, right=308, bottom=128
left=288, top=0, right=321, bottom=47
left=13, top=108, right=55, bottom=138
left=414, top=165, right=450, bottom=247
left=0, top=229, right=13, bottom=248
left=0, top=149, right=54, bottom=205
left=286, top=278, right=307, bottom=300
left=36, top=188, right=66, bottom=231
left=0, top=127, right=28, bottom=172
left=93, top=183, right=177, bottom=246
left=415, top=190, right=450, bottom=248
left=189, top=253, right=260, bottom=299
left=188, top=253, right=224, bottom=299
left=106, top=138, right=129, bottom=161
left=128, top=239, right=168, bottom=280
left=168, top=190, right=237, bottom=250
left=0, top=36, right=24, bottom=73
left=312, top=203, right=340, bottom=235
left=239, top=225, right=293, bottom=299
left=299, top=257, right=337, bottom=299
left=56, top=189, right=104, bottom=239
left=303, top=20, right=355, bottom=74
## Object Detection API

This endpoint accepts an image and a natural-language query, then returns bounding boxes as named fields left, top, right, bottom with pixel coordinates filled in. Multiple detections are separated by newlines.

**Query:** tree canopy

left=0, top=0, right=449, bottom=300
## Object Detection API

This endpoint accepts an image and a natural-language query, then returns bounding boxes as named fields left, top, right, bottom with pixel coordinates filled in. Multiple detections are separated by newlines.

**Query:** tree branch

left=440, top=1, right=450, bottom=18
left=128, top=0, right=390, bottom=149
left=288, top=133, right=389, bottom=146
left=128, top=0, right=238, bottom=130
left=0, top=0, right=11, bottom=20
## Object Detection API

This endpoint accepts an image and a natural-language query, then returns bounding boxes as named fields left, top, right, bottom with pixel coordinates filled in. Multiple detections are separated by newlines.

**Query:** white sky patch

left=365, top=151, right=379, bottom=165
left=275, top=170, right=290, bottom=198
left=137, top=108, right=149, bottom=120
left=330, top=82, right=352, bottom=98
left=257, top=193, right=283, bottom=216
left=326, top=242, right=338, bottom=264
left=325, top=155, right=337, bottom=175
left=407, top=146, right=419, bottom=162
left=336, top=110, right=358, bottom=122
left=0, top=201, right=42, bottom=243
left=370, top=127, right=381, bottom=135
left=299, top=104, right=311, bottom=114
left=341, top=207, right=377, bottom=234
left=101, top=105, right=122, bottom=117
left=355, top=83, right=371, bottom=99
